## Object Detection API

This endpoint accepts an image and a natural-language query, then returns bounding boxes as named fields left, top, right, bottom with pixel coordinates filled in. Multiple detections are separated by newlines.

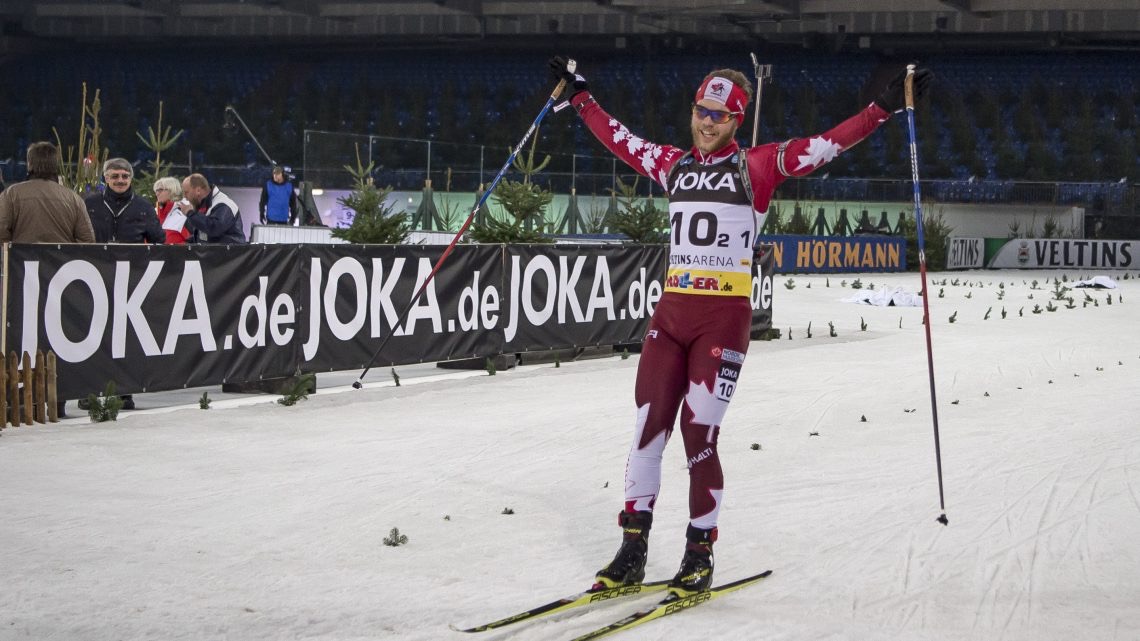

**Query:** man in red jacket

left=550, top=56, right=931, bottom=596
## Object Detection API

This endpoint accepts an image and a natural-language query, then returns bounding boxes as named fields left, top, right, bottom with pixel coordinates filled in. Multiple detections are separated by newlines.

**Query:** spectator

left=83, top=157, right=164, bottom=411
left=0, top=141, right=95, bottom=243
left=85, top=158, right=165, bottom=244
left=153, top=176, right=190, bottom=244
left=259, top=166, right=296, bottom=225
left=177, top=173, right=247, bottom=244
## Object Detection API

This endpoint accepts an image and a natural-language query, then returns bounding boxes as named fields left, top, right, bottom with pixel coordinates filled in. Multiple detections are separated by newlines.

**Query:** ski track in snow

left=2, top=270, right=1140, bottom=641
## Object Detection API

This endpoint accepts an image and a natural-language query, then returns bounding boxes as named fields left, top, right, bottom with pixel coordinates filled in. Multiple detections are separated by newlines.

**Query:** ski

left=450, top=580, right=672, bottom=633
left=568, top=570, right=773, bottom=641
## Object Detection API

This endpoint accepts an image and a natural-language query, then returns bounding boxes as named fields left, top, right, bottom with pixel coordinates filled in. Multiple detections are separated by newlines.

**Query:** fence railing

left=1, top=149, right=1136, bottom=213
left=0, top=350, right=59, bottom=428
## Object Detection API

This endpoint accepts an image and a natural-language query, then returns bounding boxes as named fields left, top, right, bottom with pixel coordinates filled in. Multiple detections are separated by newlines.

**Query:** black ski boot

left=668, top=524, right=717, bottom=597
left=593, top=511, right=652, bottom=589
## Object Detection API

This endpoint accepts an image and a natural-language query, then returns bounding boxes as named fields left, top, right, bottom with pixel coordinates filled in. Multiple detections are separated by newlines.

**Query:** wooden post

left=1, top=244, right=9, bottom=378
left=33, top=350, right=46, bottom=424
left=21, top=351, right=33, bottom=426
left=8, top=352, right=19, bottom=427
left=46, top=351, right=58, bottom=423
left=0, top=355, right=6, bottom=428
left=1, top=245, right=8, bottom=426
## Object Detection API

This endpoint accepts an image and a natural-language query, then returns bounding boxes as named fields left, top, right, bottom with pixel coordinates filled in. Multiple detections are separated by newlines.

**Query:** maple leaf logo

left=795, top=136, right=842, bottom=171
left=684, top=380, right=729, bottom=427
left=609, top=120, right=668, bottom=176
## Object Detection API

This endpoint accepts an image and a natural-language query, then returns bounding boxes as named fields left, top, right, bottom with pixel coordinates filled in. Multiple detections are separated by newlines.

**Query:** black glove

left=874, top=67, right=934, bottom=113
left=548, top=55, right=589, bottom=98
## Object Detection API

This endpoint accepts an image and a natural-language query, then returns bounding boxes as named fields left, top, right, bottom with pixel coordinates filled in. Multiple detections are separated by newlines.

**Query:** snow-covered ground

left=3, top=269, right=1139, bottom=641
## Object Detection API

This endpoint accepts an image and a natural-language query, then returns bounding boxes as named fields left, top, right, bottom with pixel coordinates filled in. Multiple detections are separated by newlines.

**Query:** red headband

left=695, top=76, right=748, bottom=125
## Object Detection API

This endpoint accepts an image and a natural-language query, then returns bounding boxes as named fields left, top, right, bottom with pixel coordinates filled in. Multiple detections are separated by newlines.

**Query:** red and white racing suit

left=571, top=91, right=891, bottom=529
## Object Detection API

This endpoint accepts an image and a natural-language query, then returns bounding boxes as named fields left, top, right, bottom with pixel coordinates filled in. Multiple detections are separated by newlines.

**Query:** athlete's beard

left=690, top=119, right=738, bottom=156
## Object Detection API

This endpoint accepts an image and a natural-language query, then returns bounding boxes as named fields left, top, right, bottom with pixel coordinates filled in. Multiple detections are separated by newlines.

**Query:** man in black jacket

left=84, top=158, right=165, bottom=244
left=80, top=157, right=163, bottom=411
left=177, top=173, right=247, bottom=244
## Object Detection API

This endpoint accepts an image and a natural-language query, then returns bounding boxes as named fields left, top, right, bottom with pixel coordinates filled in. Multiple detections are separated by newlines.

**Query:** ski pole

left=904, top=64, right=948, bottom=526
left=351, top=60, right=577, bottom=389
left=748, top=54, right=771, bottom=147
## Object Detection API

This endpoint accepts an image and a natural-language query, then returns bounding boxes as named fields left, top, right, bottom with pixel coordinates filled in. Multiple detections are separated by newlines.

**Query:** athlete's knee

left=684, top=443, right=719, bottom=473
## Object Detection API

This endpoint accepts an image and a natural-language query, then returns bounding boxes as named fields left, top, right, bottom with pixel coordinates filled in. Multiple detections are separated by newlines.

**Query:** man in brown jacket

left=0, top=142, right=95, bottom=243
left=0, top=142, right=95, bottom=419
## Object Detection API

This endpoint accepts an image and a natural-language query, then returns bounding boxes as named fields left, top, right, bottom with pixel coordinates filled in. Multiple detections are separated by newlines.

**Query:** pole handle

left=904, top=64, right=916, bottom=111
left=552, top=58, right=577, bottom=100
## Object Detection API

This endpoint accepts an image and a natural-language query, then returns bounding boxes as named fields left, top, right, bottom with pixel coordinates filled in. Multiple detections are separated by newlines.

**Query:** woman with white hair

left=153, top=175, right=190, bottom=244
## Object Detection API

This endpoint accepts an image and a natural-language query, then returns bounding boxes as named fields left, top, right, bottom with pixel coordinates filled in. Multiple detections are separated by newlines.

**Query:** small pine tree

left=277, top=372, right=316, bottom=406
left=382, top=527, right=409, bottom=547
left=133, top=101, right=183, bottom=202
left=898, top=208, right=953, bottom=272
left=785, top=205, right=810, bottom=235
left=471, top=132, right=554, bottom=243
left=199, top=391, right=211, bottom=409
left=607, top=177, right=667, bottom=244
left=87, top=381, right=125, bottom=422
left=470, top=180, right=552, bottom=243
left=434, top=168, right=466, bottom=232
left=330, top=145, right=410, bottom=245
left=763, top=204, right=785, bottom=234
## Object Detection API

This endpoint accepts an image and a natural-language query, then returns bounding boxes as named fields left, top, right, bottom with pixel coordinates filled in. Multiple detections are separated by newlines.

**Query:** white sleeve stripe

left=775, top=140, right=794, bottom=177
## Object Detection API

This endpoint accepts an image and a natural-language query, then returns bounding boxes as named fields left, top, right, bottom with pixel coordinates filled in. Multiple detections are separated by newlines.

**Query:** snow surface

left=3, top=269, right=1140, bottom=641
